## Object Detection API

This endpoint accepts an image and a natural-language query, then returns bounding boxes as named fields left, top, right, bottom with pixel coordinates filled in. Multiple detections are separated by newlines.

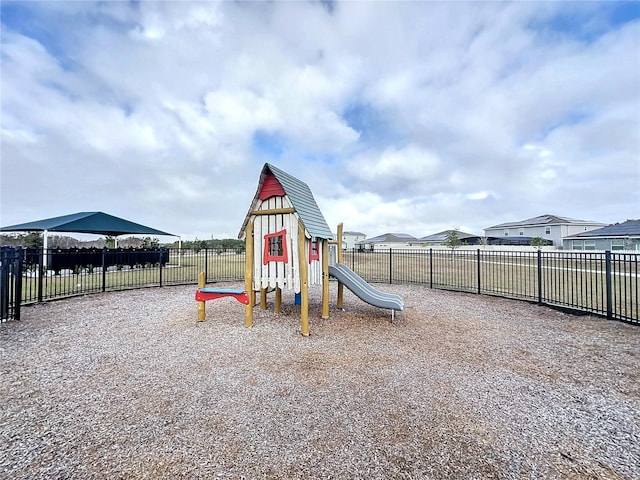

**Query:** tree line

left=168, top=238, right=245, bottom=253
left=1, top=233, right=160, bottom=249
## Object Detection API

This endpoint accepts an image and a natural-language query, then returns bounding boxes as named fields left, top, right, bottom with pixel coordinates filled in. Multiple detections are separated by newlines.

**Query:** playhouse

left=238, top=163, right=334, bottom=335
left=196, top=163, right=404, bottom=335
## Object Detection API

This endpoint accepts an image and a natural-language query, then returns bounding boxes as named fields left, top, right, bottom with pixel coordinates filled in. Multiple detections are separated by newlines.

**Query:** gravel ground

left=1, top=282, right=638, bottom=479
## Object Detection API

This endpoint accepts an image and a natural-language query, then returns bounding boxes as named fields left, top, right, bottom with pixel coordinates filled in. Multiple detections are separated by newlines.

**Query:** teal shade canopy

left=0, top=211, right=175, bottom=237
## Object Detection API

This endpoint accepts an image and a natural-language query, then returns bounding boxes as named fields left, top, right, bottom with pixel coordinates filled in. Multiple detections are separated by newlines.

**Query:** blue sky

left=1, top=1, right=639, bottom=240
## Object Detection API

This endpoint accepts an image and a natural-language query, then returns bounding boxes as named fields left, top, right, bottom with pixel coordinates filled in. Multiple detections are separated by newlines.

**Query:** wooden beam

left=337, top=222, right=344, bottom=309
left=337, top=223, right=344, bottom=263
left=298, top=219, right=310, bottom=336
left=321, top=239, right=329, bottom=319
left=260, top=288, right=267, bottom=310
left=274, top=285, right=282, bottom=314
left=244, top=219, right=254, bottom=328
left=251, top=207, right=296, bottom=216
left=197, top=272, right=206, bottom=321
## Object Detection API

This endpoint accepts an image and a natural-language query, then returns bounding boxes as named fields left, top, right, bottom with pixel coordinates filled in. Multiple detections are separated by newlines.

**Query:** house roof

left=239, top=163, right=333, bottom=240
left=419, top=230, right=478, bottom=242
left=486, top=214, right=604, bottom=230
left=358, top=233, right=417, bottom=244
left=567, top=219, right=640, bottom=238
left=343, top=231, right=366, bottom=236
left=0, top=211, right=175, bottom=237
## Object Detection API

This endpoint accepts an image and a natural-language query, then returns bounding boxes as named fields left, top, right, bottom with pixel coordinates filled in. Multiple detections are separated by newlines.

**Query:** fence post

left=605, top=251, right=612, bottom=319
left=0, top=247, right=9, bottom=320
left=37, top=247, right=44, bottom=302
left=537, top=250, right=543, bottom=305
left=159, top=249, right=163, bottom=287
left=429, top=249, right=433, bottom=289
left=389, top=248, right=393, bottom=284
left=205, top=248, right=209, bottom=283
left=14, top=248, right=24, bottom=320
left=477, top=249, right=481, bottom=294
left=0, top=247, right=24, bottom=321
left=102, top=247, right=107, bottom=292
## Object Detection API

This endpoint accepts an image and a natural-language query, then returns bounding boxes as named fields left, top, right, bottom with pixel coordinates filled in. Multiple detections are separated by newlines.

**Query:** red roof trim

left=259, top=173, right=285, bottom=201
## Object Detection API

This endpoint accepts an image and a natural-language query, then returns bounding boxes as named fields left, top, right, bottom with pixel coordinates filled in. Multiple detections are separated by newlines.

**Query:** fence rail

left=1, top=247, right=638, bottom=325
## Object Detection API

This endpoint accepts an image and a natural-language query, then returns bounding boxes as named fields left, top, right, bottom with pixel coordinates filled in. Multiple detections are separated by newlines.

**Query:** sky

left=1, top=1, right=639, bottom=241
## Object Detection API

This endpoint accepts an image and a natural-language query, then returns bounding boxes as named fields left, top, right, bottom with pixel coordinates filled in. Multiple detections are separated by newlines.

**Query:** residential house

left=356, top=233, right=417, bottom=250
left=562, top=219, right=640, bottom=252
left=341, top=231, right=366, bottom=250
left=484, top=214, right=606, bottom=248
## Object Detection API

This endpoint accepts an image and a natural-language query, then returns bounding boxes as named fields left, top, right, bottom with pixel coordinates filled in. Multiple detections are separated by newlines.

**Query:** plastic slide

left=329, top=263, right=404, bottom=312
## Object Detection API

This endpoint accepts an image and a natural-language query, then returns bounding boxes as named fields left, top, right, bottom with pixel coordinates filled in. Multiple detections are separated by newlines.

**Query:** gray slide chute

left=329, top=263, right=404, bottom=312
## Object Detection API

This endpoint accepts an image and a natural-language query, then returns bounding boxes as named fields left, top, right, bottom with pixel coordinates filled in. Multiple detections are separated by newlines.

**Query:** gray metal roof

left=486, top=214, right=603, bottom=229
left=239, top=163, right=333, bottom=240
left=419, top=230, right=477, bottom=242
left=568, top=219, right=640, bottom=238
left=358, top=233, right=417, bottom=244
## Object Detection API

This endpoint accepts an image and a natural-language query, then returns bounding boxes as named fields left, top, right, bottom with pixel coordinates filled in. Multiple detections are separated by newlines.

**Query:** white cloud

left=133, top=1, right=223, bottom=40
left=1, top=1, right=638, bottom=239
left=467, top=192, right=491, bottom=201
left=203, top=90, right=281, bottom=138
left=346, top=145, right=442, bottom=195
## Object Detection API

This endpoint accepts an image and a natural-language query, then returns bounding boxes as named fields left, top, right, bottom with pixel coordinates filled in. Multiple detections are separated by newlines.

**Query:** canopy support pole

left=43, top=230, right=49, bottom=269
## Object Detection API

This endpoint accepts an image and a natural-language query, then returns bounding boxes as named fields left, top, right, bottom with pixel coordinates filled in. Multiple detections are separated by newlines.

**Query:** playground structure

left=196, top=163, right=403, bottom=334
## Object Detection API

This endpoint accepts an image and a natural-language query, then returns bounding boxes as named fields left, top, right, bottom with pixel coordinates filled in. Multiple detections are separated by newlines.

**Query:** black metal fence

left=1, top=247, right=638, bottom=325
left=1, top=247, right=24, bottom=321
left=343, top=248, right=638, bottom=325
left=23, top=247, right=170, bottom=274
left=16, top=247, right=244, bottom=307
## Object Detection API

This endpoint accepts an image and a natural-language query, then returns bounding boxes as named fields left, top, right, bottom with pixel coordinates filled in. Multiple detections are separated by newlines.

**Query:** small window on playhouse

left=308, top=239, right=320, bottom=262
left=263, top=229, right=288, bottom=264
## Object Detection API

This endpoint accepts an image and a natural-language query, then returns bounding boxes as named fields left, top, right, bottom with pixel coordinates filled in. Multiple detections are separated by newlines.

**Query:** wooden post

left=274, top=285, right=282, bottom=313
left=260, top=288, right=267, bottom=310
left=298, top=219, right=310, bottom=336
left=337, top=222, right=344, bottom=310
left=244, top=218, right=254, bottom=328
left=337, top=223, right=344, bottom=263
left=321, top=239, right=329, bottom=319
left=197, top=271, right=206, bottom=321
